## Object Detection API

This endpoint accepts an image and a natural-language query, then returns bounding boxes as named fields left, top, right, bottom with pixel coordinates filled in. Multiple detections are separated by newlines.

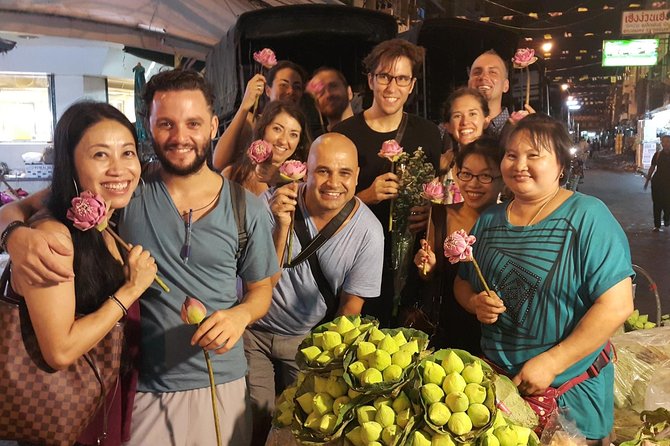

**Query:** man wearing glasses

left=334, top=38, right=441, bottom=327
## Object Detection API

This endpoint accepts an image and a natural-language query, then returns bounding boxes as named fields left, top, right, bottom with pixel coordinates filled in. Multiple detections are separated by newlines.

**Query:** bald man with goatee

left=244, top=133, right=384, bottom=446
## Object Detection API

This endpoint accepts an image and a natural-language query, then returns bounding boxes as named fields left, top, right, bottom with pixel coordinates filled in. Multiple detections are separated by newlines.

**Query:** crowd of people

left=0, top=37, right=635, bottom=446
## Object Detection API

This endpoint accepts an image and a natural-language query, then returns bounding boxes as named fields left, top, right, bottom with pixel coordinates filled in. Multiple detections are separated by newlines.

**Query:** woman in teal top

left=455, top=114, right=634, bottom=442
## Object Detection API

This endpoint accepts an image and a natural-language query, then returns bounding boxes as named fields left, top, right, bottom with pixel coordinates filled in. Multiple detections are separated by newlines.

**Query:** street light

left=561, top=83, right=570, bottom=91
left=542, top=41, right=553, bottom=52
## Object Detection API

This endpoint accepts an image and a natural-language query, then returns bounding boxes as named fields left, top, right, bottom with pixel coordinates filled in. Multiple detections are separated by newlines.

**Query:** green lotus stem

left=422, top=205, right=433, bottom=276
left=525, top=66, right=530, bottom=106
left=251, top=95, right=260, bottom=123
left=472, top=257, right=492, bottom=295
left=389, top=161, right=395, bottom=232
left=203, top=349, right=222, bottom=446
left=287, top=209, right=295, bottom=264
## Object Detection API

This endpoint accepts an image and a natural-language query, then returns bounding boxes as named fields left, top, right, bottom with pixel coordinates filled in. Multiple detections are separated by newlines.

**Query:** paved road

left=579, top=161, right=669, bottom=322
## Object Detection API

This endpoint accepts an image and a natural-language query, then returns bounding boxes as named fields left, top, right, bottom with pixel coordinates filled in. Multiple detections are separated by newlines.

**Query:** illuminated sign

left=602, top=39, right=659, bottom=67
left=621, top=9, right=670, bottom=35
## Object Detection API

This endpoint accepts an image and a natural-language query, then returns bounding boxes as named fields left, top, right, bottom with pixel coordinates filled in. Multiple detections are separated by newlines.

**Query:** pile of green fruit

left=417, top=349, right=496, bottom=440
left=344, top=327, right=429, bottom=393
left=625, top=310, right=657, bottom=332
left=298, top=316, right=378, bottom=370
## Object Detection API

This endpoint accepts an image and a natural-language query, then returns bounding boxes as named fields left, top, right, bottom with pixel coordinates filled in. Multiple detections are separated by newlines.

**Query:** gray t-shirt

left=120, top=170, right=278, bottom=392
left=255, top=184, right=384, bottom=336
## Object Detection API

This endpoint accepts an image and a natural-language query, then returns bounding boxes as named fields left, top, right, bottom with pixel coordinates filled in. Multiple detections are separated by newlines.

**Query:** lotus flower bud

left=304, top=411, right=321, bottom=430
left=428, top=402, right=452, bottom=426
left=326, top=376, right=348, bottom=399
left=312, top=332, right=324, bottom=348
left=296, top=371, right=307, bottom=387
left=373, top=397, right=392, bottom=409
left=181, top=297, right=207, bottom=324
left=301, top=345, right=322, bottom=363
left=445, top=391, right=469, bottom=412
left=368, top=442, right=383, bottom=446
left=360, top=421, right=383, bottom=442
left=421, top=383, right=445, bottom=405
left=392, top=350, right=412, bottom=369
left=332, top=343, right=348, bottom=358
left=348, top=360, right=367, bottom=378
left=400, top=339, right=420, bottom=354
left=464, top=383, right=487, bottom=405
left=333, top=315, right=356, bottom=334
left=373, top=404, right=395, bottom=428
left=315, top=351, right=334, bottom=365
left=358, top=322, right=373, bottom=332
left=442, top=372, right=467, bottom=394
left=318, top=413, right=338, bottom=434
left=392, top=331, right=408, bottom=346
left=447, top=411, right=473, bottom=435
left=432, top=433, right=457, bottom=446
left=368, top=349, right=392, bottom=371
left=313, top=375, right=329, bottom=394
left=382, top=424, right=400, bottom=445
left=510, top=425, right=531, bottom=446
left=396, top=407, right=413, bottom=428
left=357, top=405, right=377, bottom=424
left=281, top=386, right=297, bottom=403
left=467, top=403, right=491, bottom=427
left=461, top=361, right=484, bottom=384
left=493, top=426, right=518, bottom=446
left=377, top=335, right=400, bottom=354
left=383, top=364, right=403, bottom=382
left=357, top=341, right=377, bottom=359
left=322, top=331, right=342, bottom=350
left=412, top=430, right=432, bottom=446
left=348, top=388, right=362, bottom=399
left=441, top=351, right=465, bottom=374
left=276, top=408, right=294, bottom=427
left=296, top=391, right=316, bottom=414
left=368, top=327, right=386, bottom=344
left=481, top=433, right=500, bottom=446
left=360, top=367, right=383, bottom=385
left=343, top=327, right=362, bottom=345
left=333, top=396, right=350, bottom=416
left=423, top=360, right=447, bottom=385
left=312, top=392, right=334, bottom=416
left=392, top=391, right=411, bottom=413
left=345, top=426, right=365, bottom=446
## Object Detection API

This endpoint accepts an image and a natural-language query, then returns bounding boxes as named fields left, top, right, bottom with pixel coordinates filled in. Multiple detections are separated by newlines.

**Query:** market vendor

left=454, top=113, right=634, bottom=443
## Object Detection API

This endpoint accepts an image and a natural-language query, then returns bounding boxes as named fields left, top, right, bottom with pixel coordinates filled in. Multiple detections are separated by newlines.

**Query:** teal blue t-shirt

left=460, top=192, right=633, bottom=438
left=120, top=171, right=278, bottom=392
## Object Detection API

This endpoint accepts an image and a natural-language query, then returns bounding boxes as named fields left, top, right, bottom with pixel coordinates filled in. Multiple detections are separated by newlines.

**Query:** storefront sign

left=621, top=10, right=670, bottom=35
left=641, top=142, right=657, bottom=169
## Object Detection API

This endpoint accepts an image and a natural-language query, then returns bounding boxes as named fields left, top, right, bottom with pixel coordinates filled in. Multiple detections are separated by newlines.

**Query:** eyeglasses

left=373, top=73, right=414, bottom=87
left=456, top=171, right=501, bottom=184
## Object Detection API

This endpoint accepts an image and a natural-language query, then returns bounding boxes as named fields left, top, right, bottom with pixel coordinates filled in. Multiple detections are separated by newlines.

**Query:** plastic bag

left=613, top=327, right=670, bottom=411
left=539, top=410, right=587, bottom=446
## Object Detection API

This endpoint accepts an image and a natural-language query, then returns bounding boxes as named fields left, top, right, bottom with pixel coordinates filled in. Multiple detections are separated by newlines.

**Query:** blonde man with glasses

left=334, top=38, right=441, bottom=327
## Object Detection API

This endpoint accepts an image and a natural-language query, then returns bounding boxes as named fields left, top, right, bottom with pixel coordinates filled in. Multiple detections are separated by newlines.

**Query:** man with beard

left=0, top=70, right=277, bottom=446
left=308, top=67, right=354, bottom=132
left=333, top=39, right=441, bottom=326
left=467, top=50, right=510, bottom=139
left=246, top=133, right=383, bottom=445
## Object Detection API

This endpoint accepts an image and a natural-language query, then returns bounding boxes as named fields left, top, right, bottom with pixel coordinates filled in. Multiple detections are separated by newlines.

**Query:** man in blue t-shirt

left=246, top=133, right=384, bottom=446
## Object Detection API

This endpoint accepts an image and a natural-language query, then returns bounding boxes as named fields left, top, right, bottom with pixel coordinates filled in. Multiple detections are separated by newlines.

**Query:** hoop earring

left=559, top=171, right=564, bottom=178
left=72, top=178, right=80, bottom=196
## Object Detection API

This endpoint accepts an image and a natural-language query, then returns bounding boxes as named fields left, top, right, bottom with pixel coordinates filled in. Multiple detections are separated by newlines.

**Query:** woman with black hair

left=7, top=101, right=157, bottom=445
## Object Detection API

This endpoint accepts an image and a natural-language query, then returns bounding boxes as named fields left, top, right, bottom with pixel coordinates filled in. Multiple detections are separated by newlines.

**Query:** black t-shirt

left=333, top=112, right=442, bottom=228
left=651, top=150, right=670, bottom=186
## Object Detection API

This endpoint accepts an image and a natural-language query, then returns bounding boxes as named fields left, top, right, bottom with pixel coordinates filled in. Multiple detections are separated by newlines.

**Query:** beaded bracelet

left=0, top=221, right=29, bottom=252
left=109, top=294, right=128, bottom=317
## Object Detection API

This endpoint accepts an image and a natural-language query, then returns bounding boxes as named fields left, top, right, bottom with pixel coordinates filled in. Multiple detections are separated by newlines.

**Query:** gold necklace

left=507, top=187, right=561, bottom=226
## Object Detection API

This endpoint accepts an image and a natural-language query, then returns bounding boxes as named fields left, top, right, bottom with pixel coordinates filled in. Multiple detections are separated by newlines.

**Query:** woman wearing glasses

left=413, top=137, right=504, bottom=353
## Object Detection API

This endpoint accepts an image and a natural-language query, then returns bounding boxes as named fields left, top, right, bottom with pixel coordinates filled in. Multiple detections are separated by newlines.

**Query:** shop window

left=0, top=73, right=53, bottom=142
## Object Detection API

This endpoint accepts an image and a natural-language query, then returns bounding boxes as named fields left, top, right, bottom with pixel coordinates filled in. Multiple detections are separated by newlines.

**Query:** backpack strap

left=228, top=180, right=247, bottom=266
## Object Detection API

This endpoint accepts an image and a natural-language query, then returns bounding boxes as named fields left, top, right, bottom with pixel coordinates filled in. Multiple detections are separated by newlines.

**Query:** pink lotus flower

left=449, top=183, right=463, bottom=204
left=512, top=48, right=538, bottom=69
left=279, top=160, right=307, bottom=182
left=181, top=296, right=207, bottom=325
left=247, top=139, right=273, bottom=164
left=509, top=110, right=530, bottom=124
left=444, top=229, right=476, bottom=264
left=253, top=48, right=277, bottom=69
left=378, top=139, right=404, bottom=162
left=66, top=191, right=108, bottom=231
left=422, top=178, right=445, bottom=203
left=306, top=78, right=326, bottom=97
